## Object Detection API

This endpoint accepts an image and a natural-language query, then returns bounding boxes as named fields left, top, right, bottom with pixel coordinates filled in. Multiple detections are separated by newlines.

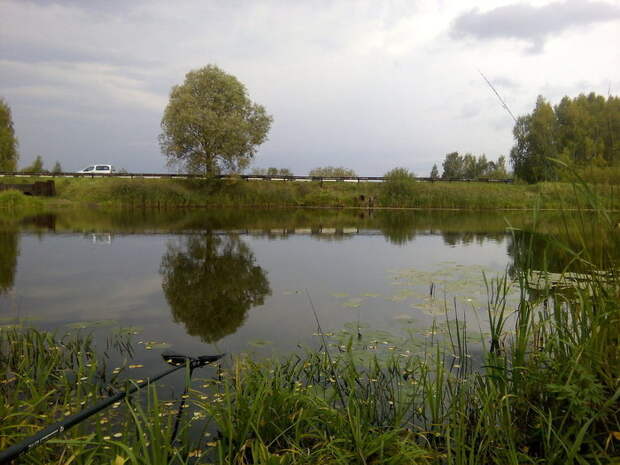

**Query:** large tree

left=510, top=96, right=558, bottom=183
left=159, top=65, right=273, bottom=175
left=0, top=98, right=18, bottom=171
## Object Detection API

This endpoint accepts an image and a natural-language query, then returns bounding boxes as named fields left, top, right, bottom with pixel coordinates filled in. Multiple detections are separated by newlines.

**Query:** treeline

left=434, top=153, right=508, bottom=180
left=250, top=166, right=357, bottom=177
left=511, top=93, right=620, bottom=183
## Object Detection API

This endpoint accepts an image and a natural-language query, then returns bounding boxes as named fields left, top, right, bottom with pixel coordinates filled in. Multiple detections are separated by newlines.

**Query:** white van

left=78, top=164, right=116, bottom=174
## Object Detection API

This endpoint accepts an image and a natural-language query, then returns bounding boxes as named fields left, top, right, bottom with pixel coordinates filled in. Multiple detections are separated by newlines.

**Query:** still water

left=0, top=208, right=607, bottom=370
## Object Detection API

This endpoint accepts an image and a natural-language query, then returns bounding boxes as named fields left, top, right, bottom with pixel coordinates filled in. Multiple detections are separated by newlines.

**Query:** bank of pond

left=1, top=175, right=619, bottom=210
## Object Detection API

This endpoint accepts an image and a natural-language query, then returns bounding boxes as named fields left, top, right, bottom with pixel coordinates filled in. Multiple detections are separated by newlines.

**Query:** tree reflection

left=160, top=233, right=270, bottom=343
left=0, top=229, right=19, bottom=294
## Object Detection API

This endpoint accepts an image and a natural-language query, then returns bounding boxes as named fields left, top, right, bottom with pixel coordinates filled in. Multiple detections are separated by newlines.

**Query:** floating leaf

left=330, top=292, right=349, bottom=298
left=145, top=342, right=171, bottom=350
left=117, top=326, right=143, bottom=335
left=66, top=320, right=117, bottom=329
left=248, top=339, right=272, bottom=347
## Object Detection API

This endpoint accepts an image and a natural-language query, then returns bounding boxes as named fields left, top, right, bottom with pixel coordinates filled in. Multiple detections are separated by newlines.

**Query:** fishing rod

left=478, top=68, right=518, bottom=123
left=0, top=352, right=224, bottom=464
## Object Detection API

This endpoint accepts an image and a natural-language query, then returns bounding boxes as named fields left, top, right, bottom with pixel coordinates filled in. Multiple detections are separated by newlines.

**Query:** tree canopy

left=0, top=98, right=18, bottom=171
left=251, top=167, right=293, bottom=176
left=440, top=152, right=507, bottom=179
left=510, top=93, right=620, bottom=183
left=159, top=65, right=273, bottom=175
left=21, top=155, right=46, bottom=173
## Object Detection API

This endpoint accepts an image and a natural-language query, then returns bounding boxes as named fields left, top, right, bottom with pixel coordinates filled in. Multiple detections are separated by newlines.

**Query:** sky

left=1, top=0, right=619, bottom=175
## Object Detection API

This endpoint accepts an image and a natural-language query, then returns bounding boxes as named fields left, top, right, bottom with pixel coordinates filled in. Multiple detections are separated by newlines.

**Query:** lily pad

left=145, top=342, right=172, bottom=350
left=66, top=320, right=117, bottom=329
left=248, top=339, right=272, bottom=347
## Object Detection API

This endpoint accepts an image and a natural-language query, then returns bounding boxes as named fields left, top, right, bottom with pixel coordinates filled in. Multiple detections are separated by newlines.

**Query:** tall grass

left=0, top=327, right=202, bottom=464
left=0, top=189, right=43, bottom=212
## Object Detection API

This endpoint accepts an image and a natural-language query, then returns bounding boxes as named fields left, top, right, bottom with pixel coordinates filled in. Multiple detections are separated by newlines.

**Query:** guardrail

left=0, top=172, right=514, bottom=183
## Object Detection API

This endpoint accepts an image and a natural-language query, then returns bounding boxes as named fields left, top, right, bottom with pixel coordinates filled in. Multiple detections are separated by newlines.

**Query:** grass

left=1, top=175, right=619, bottom=210
left=0, top=189, right=44, bottom=213
left=0, top=327, right=203, bottom=464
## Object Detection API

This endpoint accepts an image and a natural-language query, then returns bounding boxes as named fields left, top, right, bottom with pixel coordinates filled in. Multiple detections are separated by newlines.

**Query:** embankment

left=0, top=176, right=618, bottom=210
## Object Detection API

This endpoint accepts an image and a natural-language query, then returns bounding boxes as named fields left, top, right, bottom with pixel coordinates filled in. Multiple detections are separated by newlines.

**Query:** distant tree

left=266, top=167, right=293, bottom=176
left=510, top=96, right=558, bottom=183
left=159, top=65, right=273, bottom=176
left=0, top=98, right=18, bottom=171
left=251, top=167, right=293, bottom=176
left=22, top=155, right=46, bottom=173
left=430, top=164, right=439, bottom=180
left=441, top=152, right=464, bottom=179
left=309, top=166, right=356, bottom=177
left=487, top=155, right=509, bottom=178
left=52, top=161, right=62, bottom=173
left=441, top=151, right=508, bottom=179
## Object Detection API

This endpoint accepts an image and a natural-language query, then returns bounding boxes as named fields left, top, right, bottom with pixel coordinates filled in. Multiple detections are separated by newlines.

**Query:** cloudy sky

left=1, top=0, right=619, bottom=175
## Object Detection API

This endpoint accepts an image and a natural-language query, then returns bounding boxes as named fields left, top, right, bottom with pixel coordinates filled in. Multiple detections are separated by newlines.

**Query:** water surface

left=1, top=208, right=614, bottom=369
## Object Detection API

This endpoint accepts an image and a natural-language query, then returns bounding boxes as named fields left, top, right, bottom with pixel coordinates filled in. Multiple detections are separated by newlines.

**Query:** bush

left=0, top=189, right=42, bottom=211
left=381, top=167, right=416, bottom=206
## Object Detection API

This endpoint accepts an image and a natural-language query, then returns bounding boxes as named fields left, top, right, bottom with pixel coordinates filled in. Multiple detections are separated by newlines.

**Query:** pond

left=0, top=208, right=617, bottom=373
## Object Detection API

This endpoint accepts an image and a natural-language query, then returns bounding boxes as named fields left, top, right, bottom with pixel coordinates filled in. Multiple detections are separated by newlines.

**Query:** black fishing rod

left=0, top=352, right=224, bottom=464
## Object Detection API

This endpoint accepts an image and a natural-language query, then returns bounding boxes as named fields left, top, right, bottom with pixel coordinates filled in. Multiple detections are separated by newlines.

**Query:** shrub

left=381, top=167, right=416, bottom=206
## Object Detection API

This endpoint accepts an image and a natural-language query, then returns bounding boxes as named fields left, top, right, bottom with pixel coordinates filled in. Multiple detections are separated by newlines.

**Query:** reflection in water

left=508, top=228, right=620, bottom=276
left=0, top=229, right=19, bottom=294
left=160, top=233, right=271, bottom=343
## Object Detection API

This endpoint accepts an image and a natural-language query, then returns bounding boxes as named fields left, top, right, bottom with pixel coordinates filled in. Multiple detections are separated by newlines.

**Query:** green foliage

left=511, top=92, right=620, bottom=183
left=441, top=152, right=508, bottom=179
left=52, top=161, right=62, bottom=173
left=251, top=167, right=293, bottom=176
left=159, top=65, right=273, bottom=175
left=430, top=164, right=439, bottom=180
left=381, top=167, right=416, bottom=206
left=0, top=189, right=42, bottom=211
left=511, top=96, right=558, bottom=183
left=0, top=98, right=18, bottom=171
left=0, top=328, right=193, bottom=464
left=21, top=155, right=47, bottom=173
left=308, top=166, right=357, bottom=177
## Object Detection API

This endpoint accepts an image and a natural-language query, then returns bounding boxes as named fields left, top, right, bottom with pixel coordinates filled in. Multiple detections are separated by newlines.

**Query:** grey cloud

left=451, top=0, right=620, bottom=53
